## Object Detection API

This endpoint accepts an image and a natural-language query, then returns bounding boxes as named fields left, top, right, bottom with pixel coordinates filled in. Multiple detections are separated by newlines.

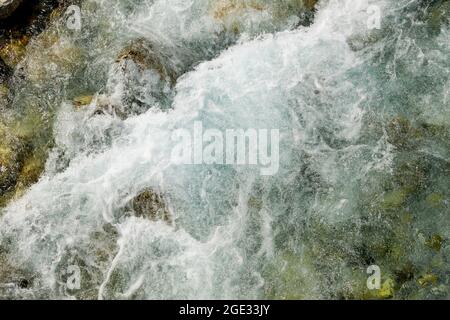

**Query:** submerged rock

left=418, top=274, right=438, bottom=287
left=127, top=189, right=172, bottom=224
left=386, top=117, right=423, bottom=151
left=0, top=107, right=52, bottom=207
left=54, top=223, right=119, bottom=300
left=13, top=152, right=46, bottom=198
left=393, top=156, right=428, bottom=193
left=0, top=35, right=29, bottom=68
left=0, top=244, right=36, bottom=299
left=381, top=189, right=409, bottom=209
left=0, top=57, right=10, bottom=105
left=73, top=95, right=94, bottom=108
left=425, top=193, right=445, bottom=209
left=0, top=1, right=70, bottom=69
left=263, top=251, right=320, bottom=299
left=0, top=56, right=11, bottom=81
left=422, top=0, right=450, bottom=34
left=22, top=32, right=86, bottom=83
left=0, top=123, right=26, bottom=198
left=211, top=0, right=318, bottom=34
left=272, top=0, right=318, bottom=26
left=116, top=39, right=177, bottom=85
left=425, top=234, right=444, bottom=252
left=211, top=0, right=266, bottom=25
left=102, top=39, right=177, bottom=117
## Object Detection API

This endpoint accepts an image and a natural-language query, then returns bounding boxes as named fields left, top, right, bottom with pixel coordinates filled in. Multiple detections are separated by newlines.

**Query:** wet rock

left=212, top=0, right=265, bottom=21
left=425, top=193, right=445, bottom=209
left=418, top=274, right=438, bottom=287
left=211, top=0, right=318, bottom=34
left=425, top=234, right=444, bottom=252
left=347, top=32, right=384, bottom=52
left=0, top=0, right=67, bottom=44
left=0, top=107, right=52, bottom=206
left=116, top=39, right=177, bottom=85
left=0, top=244, right=36, bottom=299
left=0, top=56, right=11, bottom=81
left=73, top=95, right=94, bottom=108
left=263, top=251, right=319, bottom=299
left=393, top=263, right=416, bottom=287
left=104, top=39, right=177, bottom=116
left=23, top=32, right=86, bottom=83
left=13, top=153, right=46, bottom=198
left=0, top=0, right=23, bottom=20
left=381, top=189, right=409, bottom=209
left=0, top=35, right=29, bottom=68
left=248, top=195, right=263, bottom=211
left=0, top=83, right=8, bottom=101
left=393, top=156, right=428, bottom=193
left=386, top=117, right=423, bottom=151
left=52, top=223, right=118, bottom=299
left=378, top=278, right=395, bottom=299
left=0, top=123, right=26, bottom=197
left=272, top=0, right=318, bottom=26
left=422, top=0, right=450, bottom=34
left=127, top=189, right=172, bottom=224
left=0, top=57, right=10, bottom=105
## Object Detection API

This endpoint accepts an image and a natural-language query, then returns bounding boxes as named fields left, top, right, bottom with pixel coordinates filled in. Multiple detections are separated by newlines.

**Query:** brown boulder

left=127, top=189, right=172, bottom=224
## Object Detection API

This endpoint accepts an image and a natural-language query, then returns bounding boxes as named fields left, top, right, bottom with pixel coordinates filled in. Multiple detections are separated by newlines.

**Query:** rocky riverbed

left=0, top=0, right=449, bottom=300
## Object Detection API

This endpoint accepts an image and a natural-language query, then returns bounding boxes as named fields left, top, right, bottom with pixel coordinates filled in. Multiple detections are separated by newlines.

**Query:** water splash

left=1, top=0, right=449, bottom=299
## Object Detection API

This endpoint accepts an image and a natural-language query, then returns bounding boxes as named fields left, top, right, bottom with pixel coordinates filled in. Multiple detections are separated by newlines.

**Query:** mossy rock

left=386, top=117, right=423, bottom=151
left=0, top=83, right=8, bottom=95
left=425, top=193, right=445, bottom=209
left=392, top=156, right=428, bottom=193
left=0, top=83, right=9, bottom=105
left=211, top=0, right=318, bottom=34
left=0, top=56, right=11, bottom=83
left=11, top=106, right=50, bottom=141
left=73, top=95, right=94, bottom=108
left=381, top=189, right=409, bottom=210
left=248, top=195, right=263, bottom=211
left=418, top=274, right=438, bottom=287
left=0, top=109, right=50, bottom=206
left=425, top=234, right=444, bottom=252
left=23, top=31, right=86, bottom=84
left=0, top=35, right=28, bottom=67
left=13, top=152, right=45, bottom=197
left=211, top=0, right=265, bottom=21
left=365, top=277, right=396, bottom=299
left=272, top=0, right=318, bottom=25
left=0, top=123, right=27, bottom=196
left=51, top=223, right=118, bottom=299
left=0, top=244, right=36, bottom=298
left=378, top=278, right=395, bottom=299
left=425, top=0, right=450, bottom=33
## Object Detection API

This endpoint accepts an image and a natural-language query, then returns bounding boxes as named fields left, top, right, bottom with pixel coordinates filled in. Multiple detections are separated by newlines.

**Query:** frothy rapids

left=0, top=0, right=449, bottom=299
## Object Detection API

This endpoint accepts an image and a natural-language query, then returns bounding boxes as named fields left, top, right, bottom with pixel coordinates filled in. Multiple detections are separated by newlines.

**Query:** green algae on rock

left=0, top=36, right=29, bottom=68
left=0, top=123, right=26, bottom=197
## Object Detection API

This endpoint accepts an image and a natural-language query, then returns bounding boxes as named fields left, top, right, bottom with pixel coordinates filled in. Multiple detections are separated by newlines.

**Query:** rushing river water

left=0, top=0, right=449, bottom=299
